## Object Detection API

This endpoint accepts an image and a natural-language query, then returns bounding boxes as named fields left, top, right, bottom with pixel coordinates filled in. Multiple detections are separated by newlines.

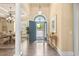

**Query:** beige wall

left=29, top=4, right=50, bottom=21
left=61, top=4, right=73, bottom=51
left=50, top=3, right=73, bottom=51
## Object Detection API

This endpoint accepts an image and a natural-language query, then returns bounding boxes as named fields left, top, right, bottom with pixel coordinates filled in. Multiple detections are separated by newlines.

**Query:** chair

left=0, top=32, right=9, bottom=44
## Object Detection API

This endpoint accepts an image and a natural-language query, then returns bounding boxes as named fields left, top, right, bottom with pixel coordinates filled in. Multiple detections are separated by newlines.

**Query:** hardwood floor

left=22, top=39, right=59, bottom=56
left=0, top=41, right=15, bottom=56
left=0, top=38, right=59, bottom=56
left=0, top=48, right=14, bottom=56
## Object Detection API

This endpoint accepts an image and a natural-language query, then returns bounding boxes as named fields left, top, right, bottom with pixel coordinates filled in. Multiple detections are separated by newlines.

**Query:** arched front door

left=34, top=15, right=47, bottom=42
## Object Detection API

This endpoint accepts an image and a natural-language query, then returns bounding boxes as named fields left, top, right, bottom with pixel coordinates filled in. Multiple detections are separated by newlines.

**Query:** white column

left=73, top=4, right=79, bottom=56
left=15, top=3, right=21, bottom=56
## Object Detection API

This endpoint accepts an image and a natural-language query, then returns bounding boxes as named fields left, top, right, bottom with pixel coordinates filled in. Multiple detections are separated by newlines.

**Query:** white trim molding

left=15, top=3, right=22, bottom=56
left=13, top=51, right=23, bottom=56
left=73, top=3, right=79, bottom=56
left=56, top=48, right=63, bottom=56
left=56, top=48, right=73, bottom=56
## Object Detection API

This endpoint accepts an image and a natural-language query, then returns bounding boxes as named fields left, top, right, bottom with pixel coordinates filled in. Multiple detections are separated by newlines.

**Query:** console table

left=49, top=33, right=57, bottom=48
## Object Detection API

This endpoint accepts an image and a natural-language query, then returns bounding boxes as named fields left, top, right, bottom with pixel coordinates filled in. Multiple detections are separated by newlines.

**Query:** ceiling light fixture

left=6, top=6, right=15, bottom=23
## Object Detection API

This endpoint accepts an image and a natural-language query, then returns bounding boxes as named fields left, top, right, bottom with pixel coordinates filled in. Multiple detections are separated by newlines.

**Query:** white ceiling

left=0, top=3, right=15, bottom=11
left=0, top=3, right=15, bottom=17
left=0, top=3, right=50, bottom=18
left=0, top=3, right=26, bottom=18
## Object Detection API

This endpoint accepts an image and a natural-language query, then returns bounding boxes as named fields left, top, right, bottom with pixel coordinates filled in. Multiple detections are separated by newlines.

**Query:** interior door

left=29, top=21, right=36, bottom=43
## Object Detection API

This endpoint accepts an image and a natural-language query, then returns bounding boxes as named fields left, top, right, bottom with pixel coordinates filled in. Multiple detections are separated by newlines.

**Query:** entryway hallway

left=21, top=38, right=59, bottom=56
left=19, top=3, right=73, bottom=56
left=0, top=3, right=77, bottom=56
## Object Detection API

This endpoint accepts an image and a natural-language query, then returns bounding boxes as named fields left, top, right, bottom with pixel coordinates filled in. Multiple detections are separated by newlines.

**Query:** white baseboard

left=48, top=42, right=73, bottom=56
left=13, top=51, right=23, bottom=56
left=56, top=48, right=63, bottom=56
left=62, top=51, right=73, bottom=56
left=56, top=48, right=73, bottom=56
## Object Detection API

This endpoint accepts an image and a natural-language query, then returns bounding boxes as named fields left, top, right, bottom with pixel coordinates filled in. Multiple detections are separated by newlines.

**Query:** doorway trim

left=33, top=14, right=48, bottom=39
left=73, top=4, right=79, bottom=56
left=34, top=15, right=46, bottom=21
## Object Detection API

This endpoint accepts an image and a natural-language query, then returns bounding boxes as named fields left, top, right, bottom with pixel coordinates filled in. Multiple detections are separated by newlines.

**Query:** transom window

left=34, top=15, right=46, bottom=22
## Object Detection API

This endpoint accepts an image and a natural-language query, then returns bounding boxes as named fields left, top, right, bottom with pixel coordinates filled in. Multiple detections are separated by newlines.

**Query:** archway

left=34, top=15, right=47, bottom=42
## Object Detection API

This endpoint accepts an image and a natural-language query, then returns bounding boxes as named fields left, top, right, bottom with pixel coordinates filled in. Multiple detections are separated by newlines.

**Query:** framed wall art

left=51, top=15, right=57, bottom=33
